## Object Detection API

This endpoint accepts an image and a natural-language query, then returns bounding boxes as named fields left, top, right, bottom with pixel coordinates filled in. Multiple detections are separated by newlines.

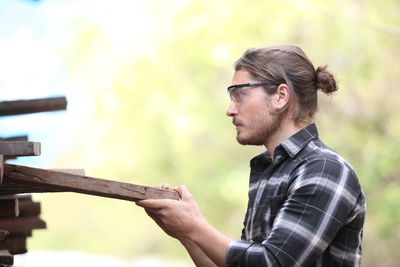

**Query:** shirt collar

left=250, top=123, right=319, bottom=169
left=250, top=151, right=272, bottom=170
left=278, top=123, right=319, bottom=158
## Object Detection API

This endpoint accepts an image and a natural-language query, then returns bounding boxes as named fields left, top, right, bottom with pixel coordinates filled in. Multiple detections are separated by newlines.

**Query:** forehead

left=231, top=69, right=256, bottom=84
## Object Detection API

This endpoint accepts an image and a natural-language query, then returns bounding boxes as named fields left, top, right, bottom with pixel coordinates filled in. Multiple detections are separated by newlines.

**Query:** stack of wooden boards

left=0, top=96, right=66, bottom=266
left=0, top=96, right=179, bottom=266
left=0, top=194, right=45, bottom=263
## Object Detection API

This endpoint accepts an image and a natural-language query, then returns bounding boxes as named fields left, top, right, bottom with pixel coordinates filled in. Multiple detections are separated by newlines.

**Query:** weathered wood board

left=0, top=96, right=67, bottom=116
left=0, top=142, right=40, bottom=157
left=0, top=199, right=19, bottom=218
left=1, top=164, right=180, bottom=201
left=0, top=250, right=13, bottom=265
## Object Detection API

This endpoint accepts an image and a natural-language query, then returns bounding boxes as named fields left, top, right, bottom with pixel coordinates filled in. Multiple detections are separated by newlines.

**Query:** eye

left=229, top=87, right=239, bottom=100
left=237, top=87, right=248, bottom=96
left=229, top=87, right=249, bottom=103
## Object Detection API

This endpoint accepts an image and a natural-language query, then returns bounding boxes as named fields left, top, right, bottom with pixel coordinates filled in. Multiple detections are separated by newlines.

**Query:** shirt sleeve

left=225, top=158, right=362, bottom=267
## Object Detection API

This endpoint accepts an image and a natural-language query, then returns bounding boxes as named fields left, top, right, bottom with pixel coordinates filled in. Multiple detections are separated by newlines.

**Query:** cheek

left=244, top=103, right=269, bottom=119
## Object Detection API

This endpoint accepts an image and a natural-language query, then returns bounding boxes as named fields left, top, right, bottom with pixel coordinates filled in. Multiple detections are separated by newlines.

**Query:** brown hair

left=235, top=45, right=338, bottom=125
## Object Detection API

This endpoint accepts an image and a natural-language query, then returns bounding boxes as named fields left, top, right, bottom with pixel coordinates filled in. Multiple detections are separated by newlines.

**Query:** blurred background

left=0, top=0, right=399, bottom=266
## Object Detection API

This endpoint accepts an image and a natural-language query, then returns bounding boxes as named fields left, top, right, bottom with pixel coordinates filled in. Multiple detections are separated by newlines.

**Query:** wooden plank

left=0, top=137, right=29, bottom=161
left=0, top=216, right=46, bottom=233
left=0, top=250, right=13, bottom=265
left=0, top=194, right=31, bottom=200
left=1, top=136, right=28, bottom=161
left=0, top=142, right=40, bottom=157
left=0, top=199, right=19, bottom=218
left=19, top=198, right=41, bottom=217
left=1, top=164, right=180, bottom=201
left=0, top=186, right=54, bottom=195
left=0, top=155, right=3, bottom=184
left=0, top=235, right=27, bottom=255
left=0, top=96, right=67, bottom=117
left=50, top=169, right=85, bottom=176
left=0, top=136, right=28, bottom=142
left=0, top=230, right=9, bottom=241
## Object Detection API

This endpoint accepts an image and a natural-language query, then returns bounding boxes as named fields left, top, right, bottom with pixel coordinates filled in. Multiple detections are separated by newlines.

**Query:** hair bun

left=315, top=65, right=338, bottom=94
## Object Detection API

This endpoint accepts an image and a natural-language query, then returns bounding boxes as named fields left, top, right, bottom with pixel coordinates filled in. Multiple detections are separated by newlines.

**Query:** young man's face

left=226, top=69, right=280, bottom=146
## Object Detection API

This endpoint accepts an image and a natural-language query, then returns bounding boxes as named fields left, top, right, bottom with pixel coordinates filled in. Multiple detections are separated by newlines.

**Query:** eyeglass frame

left=227, top=81, right=269, bottom=103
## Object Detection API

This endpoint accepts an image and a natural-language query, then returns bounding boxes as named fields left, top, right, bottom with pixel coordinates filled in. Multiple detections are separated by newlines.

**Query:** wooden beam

left=0, top=194, right=31, bottom=200
left=1, top=164, right=180, bottom=201
left=0, top=142, right=40, bottom=157
left=0, top=96, right=67, bottom=117
left=0, top=230, right=9, bottom=241
left=0, top=235, right=27, bottom=254
left=19, top=201, right=41, bottom=217
left=0, top=137, right=30, bottom=161
left=0, top=199, right=19, bottom=218
left=50, top=169, right=85, bottom=176
left=0, top=250, right=13, bottom=265
left=0, top=216, right=46, bottom=233
left=0, top=155, right=3, bottom=184
left=0, top=136, right=28, bottom=142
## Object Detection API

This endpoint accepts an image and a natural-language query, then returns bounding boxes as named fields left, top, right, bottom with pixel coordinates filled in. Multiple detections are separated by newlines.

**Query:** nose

left=226, top=101, right=238, bottom=117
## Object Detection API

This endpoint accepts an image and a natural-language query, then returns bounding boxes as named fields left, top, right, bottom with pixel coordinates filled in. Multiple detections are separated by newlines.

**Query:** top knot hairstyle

left=234, top=45, right=338, bottom=125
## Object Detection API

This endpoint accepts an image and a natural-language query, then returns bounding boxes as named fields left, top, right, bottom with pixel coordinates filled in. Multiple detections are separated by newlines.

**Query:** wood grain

left=0, top=199, right=19, bottom=218
left=0, top=230, right=9, bottom=241
left=0, top=216, right=46, bottom=233
left=0, top=142, right=40, bottom=157
left=0, top=235, right=27, bottom=254
left=0, top=250, right=13, bottom=265
left=50, top=169, right=85, bottom=176
left=1, top=164, right=180, bottom=201
left=0, top=96, right=67, bottom=116
left=19, top=199, right=41, bottom=217
left=0, top=154, right=3, bottom=184
left=0, top=136, right=28, bottom=142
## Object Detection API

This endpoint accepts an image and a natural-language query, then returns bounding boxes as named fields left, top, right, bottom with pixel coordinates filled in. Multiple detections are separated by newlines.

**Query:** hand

left=137, top=184, right=232, bottom=267
left=136, top=185, right=205, bottom=241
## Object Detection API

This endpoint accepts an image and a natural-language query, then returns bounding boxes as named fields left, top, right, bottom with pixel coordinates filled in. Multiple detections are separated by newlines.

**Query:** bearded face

left=227, top=69, right=281, bottom=147
left=234, top=102, right=280, bottom=146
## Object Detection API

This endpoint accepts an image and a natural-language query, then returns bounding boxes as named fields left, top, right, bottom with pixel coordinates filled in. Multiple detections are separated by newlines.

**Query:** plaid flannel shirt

left=226, top=124, right=365, bottom=267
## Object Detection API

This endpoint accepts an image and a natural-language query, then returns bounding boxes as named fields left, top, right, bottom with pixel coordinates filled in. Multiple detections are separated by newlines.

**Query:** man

left=136, top=45, right=365, bottom=266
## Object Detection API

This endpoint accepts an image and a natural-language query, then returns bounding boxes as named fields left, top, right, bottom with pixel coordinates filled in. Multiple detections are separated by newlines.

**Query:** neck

left=264, top=118, right=310, bottom=158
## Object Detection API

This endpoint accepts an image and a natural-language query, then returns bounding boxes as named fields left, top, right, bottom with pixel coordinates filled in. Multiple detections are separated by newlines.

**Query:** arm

left=136, top=185, right=233, bottom=267
left=137, top=159, right=362, bottom=267
left=180, top=238, right=217, bottom=267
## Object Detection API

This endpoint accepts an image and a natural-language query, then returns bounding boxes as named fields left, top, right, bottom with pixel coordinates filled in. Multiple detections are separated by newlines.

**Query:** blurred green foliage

left=29, top=0, right=399, bottom=266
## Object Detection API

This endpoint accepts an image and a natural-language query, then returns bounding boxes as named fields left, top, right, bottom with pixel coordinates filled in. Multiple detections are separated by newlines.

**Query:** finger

left=176, top=185, right=193, bottom=201
left=161, top=183, right=172, bottom=190
left=136, top=199, right=172, bottom=209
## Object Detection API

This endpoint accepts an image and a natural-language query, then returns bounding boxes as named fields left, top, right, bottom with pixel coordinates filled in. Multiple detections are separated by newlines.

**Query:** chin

left=236, top=134, right=264, bottom=146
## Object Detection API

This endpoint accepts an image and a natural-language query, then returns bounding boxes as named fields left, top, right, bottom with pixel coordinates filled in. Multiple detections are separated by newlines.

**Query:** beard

left=235, top=112, right=281, bottom=146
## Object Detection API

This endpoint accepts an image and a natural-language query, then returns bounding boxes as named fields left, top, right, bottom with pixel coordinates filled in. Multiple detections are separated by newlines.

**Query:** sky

left=0, top=0, right=77, bottom=167
left=0, top=0, right=168, bottom=168
left=0, top=1, right=190, bottom=265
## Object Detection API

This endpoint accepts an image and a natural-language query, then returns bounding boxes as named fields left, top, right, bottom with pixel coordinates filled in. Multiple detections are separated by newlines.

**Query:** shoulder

left=298, top=138, right=353, bottom=166
left=295, top=138, right=357, bottom=178
left=289, top=139, right=363, bottom=200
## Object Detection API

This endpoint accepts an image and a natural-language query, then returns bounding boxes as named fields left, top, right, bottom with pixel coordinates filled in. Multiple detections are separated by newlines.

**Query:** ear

left=271, top=84, right=291, bottom=111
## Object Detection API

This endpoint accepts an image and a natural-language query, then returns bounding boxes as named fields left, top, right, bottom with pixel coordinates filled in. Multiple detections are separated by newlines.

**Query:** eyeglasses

left=227, top=81, right=269, bottom=103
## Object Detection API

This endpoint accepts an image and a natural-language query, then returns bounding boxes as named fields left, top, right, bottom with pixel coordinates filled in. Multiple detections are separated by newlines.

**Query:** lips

left=232, top=118, right=243, bottom=128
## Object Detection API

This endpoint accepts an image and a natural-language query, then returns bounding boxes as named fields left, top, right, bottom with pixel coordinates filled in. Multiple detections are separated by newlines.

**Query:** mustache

left=232, top=118, right=243, bottom=126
